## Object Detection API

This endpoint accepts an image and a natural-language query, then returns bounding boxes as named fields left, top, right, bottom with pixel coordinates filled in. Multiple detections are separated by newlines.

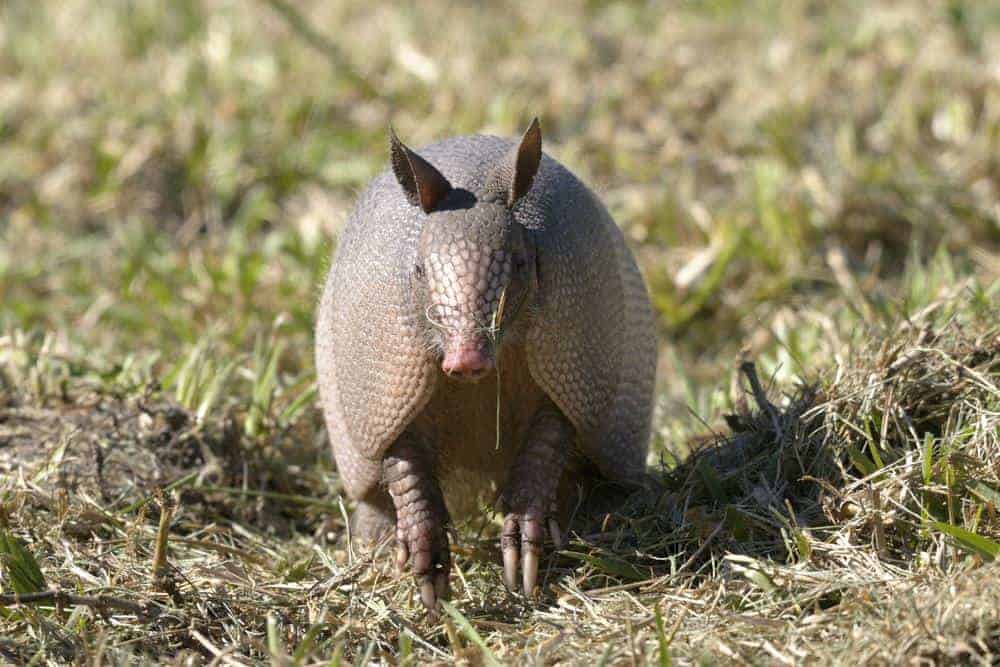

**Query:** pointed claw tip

left=549, top=519, right=564, bottom=549
left=420, top=579, right=438, bottom=612
left=503, top=546, right=520, bottom=592
left=522, top=550, right=539, bottom=597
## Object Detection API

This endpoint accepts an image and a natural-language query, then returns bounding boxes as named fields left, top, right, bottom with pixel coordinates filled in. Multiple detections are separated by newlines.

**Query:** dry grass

left=1, top=0, right=999, bottom=664
left=2, top=278, right=997, bottom=664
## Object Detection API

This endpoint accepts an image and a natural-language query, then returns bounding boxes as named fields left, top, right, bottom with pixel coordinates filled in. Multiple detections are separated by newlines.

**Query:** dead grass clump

left=543, top=306, right=997, bottom=662
left=813, top=319, right=1000, bottom=560
left=668, top=312, right=999, bottom=570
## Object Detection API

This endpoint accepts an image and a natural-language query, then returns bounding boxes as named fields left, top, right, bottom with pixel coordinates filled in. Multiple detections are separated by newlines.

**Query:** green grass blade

left=290, top=623, right=330, bottom=666
left=197, top=356, right=239, bottom=423
left=970, top=482, right=1000, bottom=509
left=563, top=550, right=649, bottom=581
left=279, top=383, right=318, bottom=427
left=921, top=433, right=934, bottom=485
left=845, top=443, right=878, bottom=476
left=654, top=605, right=673, bottom=667
left=439, top=600, right=499, bottom=667
left=267, top=613, right=286, bottom=664
left=0, top=530, right=46, bottom=594
left=930, top=521, right=999, bottom=561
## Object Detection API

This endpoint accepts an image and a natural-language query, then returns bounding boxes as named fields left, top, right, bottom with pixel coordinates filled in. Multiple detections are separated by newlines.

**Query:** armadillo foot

left=500, top=506, right=564, bottom=596
left=394, top=520, right=451, bottom=617
left=384, top=437, right=451, bottom=617
left=499, top=400, right=570, bottom=597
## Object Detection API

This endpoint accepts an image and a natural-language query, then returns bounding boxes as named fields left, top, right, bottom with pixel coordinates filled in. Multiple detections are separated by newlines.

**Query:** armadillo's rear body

left=315, top=129, right=657, bottom=606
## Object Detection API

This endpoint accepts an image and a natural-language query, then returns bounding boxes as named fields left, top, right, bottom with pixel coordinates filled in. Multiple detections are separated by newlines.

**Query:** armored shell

left=315, top=130, right=657, bottom=509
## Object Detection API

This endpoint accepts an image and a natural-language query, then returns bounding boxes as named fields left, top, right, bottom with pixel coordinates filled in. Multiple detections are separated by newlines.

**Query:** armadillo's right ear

left=390, top=127, right=452, bottom=214
left=490, top=118, right=542, bottom=207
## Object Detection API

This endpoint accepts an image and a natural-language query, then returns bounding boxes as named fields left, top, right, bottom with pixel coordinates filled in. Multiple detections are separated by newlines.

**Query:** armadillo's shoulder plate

left=522, top=161, right=657, bottom=482
left=316, top=179, right=437, bottom=498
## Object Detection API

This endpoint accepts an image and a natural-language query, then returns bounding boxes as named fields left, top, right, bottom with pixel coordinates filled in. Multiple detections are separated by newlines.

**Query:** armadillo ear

left=507, top=117, right=542, bottom=206
left=389, top=127, right=452, bottom=214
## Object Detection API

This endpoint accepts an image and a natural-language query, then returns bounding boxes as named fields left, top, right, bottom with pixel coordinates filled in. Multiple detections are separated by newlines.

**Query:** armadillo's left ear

left=492, top=118, right=542, bottom=207
left=390, top=127, right=452, bottom=214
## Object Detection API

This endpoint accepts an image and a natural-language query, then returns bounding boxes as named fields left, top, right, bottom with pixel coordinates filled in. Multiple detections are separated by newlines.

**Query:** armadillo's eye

left=413, top=263, right=425, bottom=280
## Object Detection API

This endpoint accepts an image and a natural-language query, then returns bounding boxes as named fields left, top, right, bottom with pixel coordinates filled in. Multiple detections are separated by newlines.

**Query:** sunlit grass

left=0, top=0, right=998, bottom=662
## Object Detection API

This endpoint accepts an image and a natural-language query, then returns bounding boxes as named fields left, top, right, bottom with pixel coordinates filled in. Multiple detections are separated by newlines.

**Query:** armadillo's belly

left=409, top=345, right=548, bottom=519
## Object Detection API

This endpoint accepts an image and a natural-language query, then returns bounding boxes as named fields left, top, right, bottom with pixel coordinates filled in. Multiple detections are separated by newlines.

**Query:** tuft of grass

left=0, top=530, right=46, bottom=596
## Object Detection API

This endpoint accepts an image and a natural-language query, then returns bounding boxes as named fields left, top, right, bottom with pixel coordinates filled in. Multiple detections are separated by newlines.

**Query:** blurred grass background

left=0, top=0, right=998, bottom=662
left=3, top=0, right=996, bottom=386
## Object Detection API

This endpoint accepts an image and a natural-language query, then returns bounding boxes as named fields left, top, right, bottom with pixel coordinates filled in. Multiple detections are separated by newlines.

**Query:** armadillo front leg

left=499, top=400, right=571, bottom=596
left=383, top=434, right=451, bottom=614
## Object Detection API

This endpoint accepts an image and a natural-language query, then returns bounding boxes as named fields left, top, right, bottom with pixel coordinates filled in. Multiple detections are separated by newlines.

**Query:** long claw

left=500, top=512, right=563, bottom=595
left=394, top=522, right=451, bottom=611
left=501, top=516, right=520, bottom=591
left=522, top=547, right=539, bottom=596
left=420, top=578, right=437, bottom=612
left=502, top=542, right=519, bottom=591
left=435, top=571, right=450, bottom=600
left=520, top=516, right=543, bottom=596
left=549, top=518, right=563, bottom=549
left=395, top=543, right=409, bottom=573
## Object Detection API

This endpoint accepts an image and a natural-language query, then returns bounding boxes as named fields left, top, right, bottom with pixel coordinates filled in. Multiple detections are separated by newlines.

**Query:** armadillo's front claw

left=420, top=578, right=436, bottom=611
left=501, top=524, right=519, bottom=591
left=395, top=521, right=451, bottom=616
left=418, top=572, right=449, bottom=618
left=501, top=510, right=561, bottom=597
left=400, top=569, right=448, bottom=621
left=395, top=543, right=409, bottom=573
left=548, top=518, right=564, bottom=550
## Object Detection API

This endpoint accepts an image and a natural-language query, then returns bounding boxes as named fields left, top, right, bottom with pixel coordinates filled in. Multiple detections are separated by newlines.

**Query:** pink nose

left=441, top=347, right=493, bottom=379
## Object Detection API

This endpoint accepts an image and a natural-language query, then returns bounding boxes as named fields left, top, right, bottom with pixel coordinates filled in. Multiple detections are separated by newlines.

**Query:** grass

left=1, top=0, right=999, bottom=663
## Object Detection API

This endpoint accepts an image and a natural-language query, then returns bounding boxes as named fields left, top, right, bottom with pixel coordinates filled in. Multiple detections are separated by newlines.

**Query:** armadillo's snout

left=441, top=344, right=494, bottom=381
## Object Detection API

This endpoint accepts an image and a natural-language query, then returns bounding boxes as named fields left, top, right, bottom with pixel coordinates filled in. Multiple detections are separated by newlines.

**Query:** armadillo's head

left=390, top=120, right=543, bottom=382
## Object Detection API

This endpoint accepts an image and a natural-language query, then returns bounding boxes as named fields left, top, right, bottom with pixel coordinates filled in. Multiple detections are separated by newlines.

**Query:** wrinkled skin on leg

left=382, top=434, right=451, bottom=614
left=498, top=400, right=571, bottom=596
left=350, top=489, right=396, bottom=548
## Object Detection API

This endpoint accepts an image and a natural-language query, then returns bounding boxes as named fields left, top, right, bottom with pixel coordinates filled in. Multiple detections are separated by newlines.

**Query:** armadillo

left=315, top=119, right=657, bottom=611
